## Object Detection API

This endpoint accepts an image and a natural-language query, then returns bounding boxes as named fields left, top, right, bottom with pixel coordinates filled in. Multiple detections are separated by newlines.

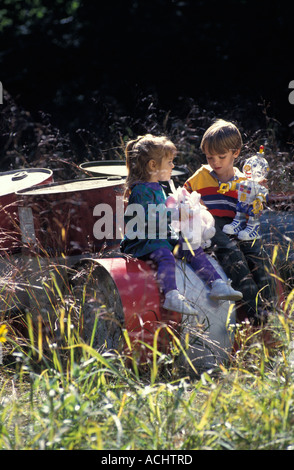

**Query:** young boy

left=184, top=119, right=274, bottom=324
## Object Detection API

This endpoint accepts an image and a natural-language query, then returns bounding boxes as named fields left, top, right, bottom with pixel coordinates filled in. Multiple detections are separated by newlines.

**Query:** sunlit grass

left=0, top=224, right=293, bottom=450
left=0, top=276, right=293, bottom=449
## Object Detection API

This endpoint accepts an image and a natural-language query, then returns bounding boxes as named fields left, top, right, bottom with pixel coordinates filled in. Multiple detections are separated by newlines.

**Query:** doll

left=218, top=146, right=269, bottom=241
left=165, top=182, right=216, bottom=250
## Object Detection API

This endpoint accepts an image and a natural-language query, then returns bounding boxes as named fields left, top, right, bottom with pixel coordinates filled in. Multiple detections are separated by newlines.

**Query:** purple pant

left=147, top=244, right=221, bottom=295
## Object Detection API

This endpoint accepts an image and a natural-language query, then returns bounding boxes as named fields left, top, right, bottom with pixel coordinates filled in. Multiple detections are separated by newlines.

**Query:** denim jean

left=141, top=242, right=221, bottom=296
left=209, top=216, right=275, bottom=317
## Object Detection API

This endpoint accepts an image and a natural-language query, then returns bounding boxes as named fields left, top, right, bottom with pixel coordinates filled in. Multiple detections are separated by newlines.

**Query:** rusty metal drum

left=16, top=177, right=125, bottom=256
left=79, top=160, right=188, bottom=182
left=0, top=168, right=53, bottom=254
left=96, top=257, right=182, bottom=361
left=80, top=161, right=129, bottom=178
left=90, top=256, right=236, bottom=375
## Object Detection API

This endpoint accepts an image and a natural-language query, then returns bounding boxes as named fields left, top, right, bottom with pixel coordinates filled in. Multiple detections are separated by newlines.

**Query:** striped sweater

left=184, top=164, right=245, bottom=218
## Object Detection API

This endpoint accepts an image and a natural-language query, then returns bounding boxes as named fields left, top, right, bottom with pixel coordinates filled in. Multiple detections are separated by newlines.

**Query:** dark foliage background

left=0, top=0, right=293, bottom=186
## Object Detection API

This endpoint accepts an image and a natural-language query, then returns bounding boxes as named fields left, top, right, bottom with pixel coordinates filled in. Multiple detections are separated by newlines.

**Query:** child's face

left=149, top=154, right=175, bottom=182
left=205, top=149, right=240, bottom=181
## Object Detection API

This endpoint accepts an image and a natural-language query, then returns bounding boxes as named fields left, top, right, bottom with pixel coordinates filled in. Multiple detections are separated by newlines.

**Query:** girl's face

left=148, top=154, right=175, bottom=182
left=205, top=149, right=240, bottom=182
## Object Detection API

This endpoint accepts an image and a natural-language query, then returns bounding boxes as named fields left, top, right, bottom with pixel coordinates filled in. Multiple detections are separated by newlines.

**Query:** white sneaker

left=209, top=279, right=243, bottom=301
left=238, top=223, right=261, bottom=240
left=163, top=289, right=198, bottom=316
left=223, top=219, right=246, bottom=235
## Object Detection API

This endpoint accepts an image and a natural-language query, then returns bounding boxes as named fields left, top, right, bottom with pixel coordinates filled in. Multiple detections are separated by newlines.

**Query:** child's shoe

left=209, top=279, right=243, bottom=301
left=223, top=219, right=246, bottom=235
left=163, top=289, right=198, bottom=316
left=238, top=222, right=261, bottom=240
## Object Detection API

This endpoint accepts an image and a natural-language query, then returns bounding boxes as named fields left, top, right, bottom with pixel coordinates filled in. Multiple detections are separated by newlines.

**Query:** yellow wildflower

left=0, top=324, right=8, bottom=343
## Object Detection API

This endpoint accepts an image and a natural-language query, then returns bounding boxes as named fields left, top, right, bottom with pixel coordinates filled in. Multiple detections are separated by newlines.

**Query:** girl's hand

left=179, top=203, right=190, bottom=222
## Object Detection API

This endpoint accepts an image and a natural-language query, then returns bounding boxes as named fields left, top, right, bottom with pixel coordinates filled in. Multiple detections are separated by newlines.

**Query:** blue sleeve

left=125, top=185, right=174, bottom=239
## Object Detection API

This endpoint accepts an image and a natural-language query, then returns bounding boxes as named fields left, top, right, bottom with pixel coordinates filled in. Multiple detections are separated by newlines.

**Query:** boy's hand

left=218, top=183, right=230, bottom=194
left=259, top=178, right=268, bottom=189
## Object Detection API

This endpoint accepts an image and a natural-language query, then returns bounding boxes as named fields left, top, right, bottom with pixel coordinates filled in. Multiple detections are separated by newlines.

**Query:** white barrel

left=175, top=257, right=236, bottom=376
left=80, top=160, right=187, bottom=179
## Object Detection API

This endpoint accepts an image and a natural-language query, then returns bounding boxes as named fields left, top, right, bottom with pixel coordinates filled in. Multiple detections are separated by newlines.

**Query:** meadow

left=0, top=91, right=294, bottom=451
left=0, top=285, right=294, bottom=450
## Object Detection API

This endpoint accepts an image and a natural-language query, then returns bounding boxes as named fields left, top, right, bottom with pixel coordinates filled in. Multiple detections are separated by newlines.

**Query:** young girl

left=120, top=134, right=242, bottom=316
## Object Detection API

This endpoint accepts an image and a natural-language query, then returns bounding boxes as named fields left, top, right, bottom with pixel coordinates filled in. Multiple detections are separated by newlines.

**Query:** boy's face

left=204, top=149, right=240, bottom=181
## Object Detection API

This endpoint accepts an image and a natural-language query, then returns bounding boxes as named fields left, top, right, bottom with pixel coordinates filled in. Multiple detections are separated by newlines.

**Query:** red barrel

left=96, top=257, right=182, bottom=361
left=16, top=177, right=125, bottom=256
left=0, top=169, right=53, bottom=254
left=95, top=256, right=236, bottom=374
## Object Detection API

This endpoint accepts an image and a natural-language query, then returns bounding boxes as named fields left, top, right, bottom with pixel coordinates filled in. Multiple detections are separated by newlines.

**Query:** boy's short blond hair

left=200, top=119, right=242, bottom=155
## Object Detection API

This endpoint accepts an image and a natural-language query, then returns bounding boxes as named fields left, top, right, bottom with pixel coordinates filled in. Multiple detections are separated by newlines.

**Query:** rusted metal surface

left=0, top=169, right=53, bottom=253
left=16, top=177, right=124, bottom=255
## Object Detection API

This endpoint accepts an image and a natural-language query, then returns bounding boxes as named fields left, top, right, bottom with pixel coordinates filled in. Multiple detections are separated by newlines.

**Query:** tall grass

left=1, top=264, right=294, bottom=450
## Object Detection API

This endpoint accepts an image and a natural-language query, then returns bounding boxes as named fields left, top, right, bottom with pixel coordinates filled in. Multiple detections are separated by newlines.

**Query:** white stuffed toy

left=166, top=181, right=216, bottom=250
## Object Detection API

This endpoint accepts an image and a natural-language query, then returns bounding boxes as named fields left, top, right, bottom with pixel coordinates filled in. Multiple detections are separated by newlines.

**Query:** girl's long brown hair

left=124, top=134, right=176, bottom=196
